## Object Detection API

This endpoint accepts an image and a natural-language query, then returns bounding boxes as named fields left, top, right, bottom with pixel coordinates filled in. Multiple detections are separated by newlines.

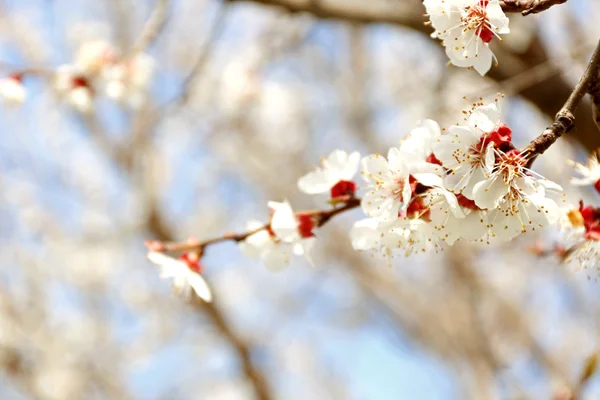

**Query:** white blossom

left=268, top=200, right=316, bottom=264
left=399, top=119, right=443, bottom=164
left=53, top=65, right=94, bottom=113
left=147, top=251, right=213, bottom=302
left=238, top=220, right=292, bottom=272
left=360, top=148, right=441, bottom=222
left=427, top=191, right=488, bottom=244
left=472, top=149, right=562, bottom=241
left=103, top=53, right=154, bottom=108
left=298, top=150, right=360, bottom=197
left=432, top=101, right=506, bottom=198
left=0, top=76, right=26, bottom=104
left=75, top=40, right=118, bottom=75
left=424, top=0, right=510, bottom=75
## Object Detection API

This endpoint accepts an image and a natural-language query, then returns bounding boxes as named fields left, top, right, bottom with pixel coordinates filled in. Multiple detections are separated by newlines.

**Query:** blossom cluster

left=351, top=99, right=562, bottom=256
left=0, top=40, right=154, bottom=111
left=146, top=99, right=569, bottom=301
left=424, top=0, right=510, bottom=75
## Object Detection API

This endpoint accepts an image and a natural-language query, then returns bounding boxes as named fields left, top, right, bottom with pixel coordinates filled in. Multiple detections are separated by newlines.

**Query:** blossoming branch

left=133, top=0, right=600, bottom=302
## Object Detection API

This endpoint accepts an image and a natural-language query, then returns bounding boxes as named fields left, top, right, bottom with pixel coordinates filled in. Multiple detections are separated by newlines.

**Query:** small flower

left=54, top=66, right=94, bottom=113
left=269, top=200, right=316, bottom=264
left=472, top=148, right=562, bottom=240
left=360, top=148, right=441, bottom=222
left=298, top=150, right=360, bottom=199
left=75, top=40, right=118, bottom=76
left=0, top=75, right=26, bottom=104
left=238, top=220, right=292, bottom=272
left=432, top=100, right=508, bottom=199
left=399, top=119, right=443, bottom=166
left=424, top=0, right=510, bottom=75
left=147, top=251, right=213, bottom=302
left=568, top=150, right=600, bottom=193
left=427, top=191, right=489, bottom=244
left=103, top=53, right=154, bottom=109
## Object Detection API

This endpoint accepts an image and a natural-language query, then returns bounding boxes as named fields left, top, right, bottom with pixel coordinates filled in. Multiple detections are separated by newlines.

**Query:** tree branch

left=224, top=0, right=424, bottom=31
left=151, top=196, right=361, bottom=254
left=499, top=0, right=568, bottom=15
left=524, top=40, right=600, bottom=164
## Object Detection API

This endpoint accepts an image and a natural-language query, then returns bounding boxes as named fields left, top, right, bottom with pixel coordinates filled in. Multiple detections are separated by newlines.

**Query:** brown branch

left=224, top=0, right=424, bottom=31
left=590, top=78, right=600, bottom=132
left=153, top=196, right=361, bottom=254
left=524, top=40, right=600, bottom=165
left=499, top=0, right=568, bottom=15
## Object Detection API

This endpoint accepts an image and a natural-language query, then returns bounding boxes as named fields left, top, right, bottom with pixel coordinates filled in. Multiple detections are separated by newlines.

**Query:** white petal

left=469, top=104, right=499, bottom=133
left=148, top=252, right=177, bottom=268
left=340, top=151, right=361, bottom=181
left=361, top=189, right=401, bottom=222
left=262, top=246, right=291, bottom=272
left=459, top=211, right=488, bottom=241
left=350, top=218, right=381, bottom=250
left=187, top=272, right=213, bottom=302
left=361, top=154, right=391, bottom=183
left=488, top=208, right=524, bottom=241
left=413, top=173, right=443, bottom=188
left=387, top=148, right=407, bottom=175
left=473, top=177, right=508, bottom=209
left=270, top=200, right=299, bottom=241
left=297, top=169, right=332, bottom=194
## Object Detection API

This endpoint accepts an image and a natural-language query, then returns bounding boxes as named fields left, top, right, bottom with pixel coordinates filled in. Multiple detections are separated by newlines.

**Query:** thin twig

left=524, top=39, right=600, bottom=166
left=153, top=196, right=361, bottom=254
left=130, top=0, right=171, bottom=56
left=166, top=1, right=229, bottom=111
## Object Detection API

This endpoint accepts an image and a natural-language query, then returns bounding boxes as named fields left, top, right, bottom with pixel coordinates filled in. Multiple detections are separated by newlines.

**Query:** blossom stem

left=524, top=39, right=600, bottom=167
left=154, top=197, right=362, bottom=254
left=499, top=0, right=568, bottom=15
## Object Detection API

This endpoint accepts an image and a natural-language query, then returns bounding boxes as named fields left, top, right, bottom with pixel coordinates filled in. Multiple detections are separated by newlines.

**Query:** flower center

left=404, top=197, right=431, bottom=221
left=496, top=149, right=527, bottom=183
left=179, top=253, right=203, bottom=274
left=466, top=1, right=494, bottom=43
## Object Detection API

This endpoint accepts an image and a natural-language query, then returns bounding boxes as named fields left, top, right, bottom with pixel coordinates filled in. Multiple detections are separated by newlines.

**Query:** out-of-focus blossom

left=75, top=40, right=118, bottom=76
left=103, top=53, right=155, bottom=108
left=269, top=200, right=316, bottom=265
left=298, top=150, right=360, bottom=199
left=147, top=251, right=213, bottom=302
left=569, top=150, right=600, bottom=193
left=54, top=65, right=94, bottom=113
left=239, top=220, right=292, bottom=272
left=0, top=75, right=26, bottom=104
